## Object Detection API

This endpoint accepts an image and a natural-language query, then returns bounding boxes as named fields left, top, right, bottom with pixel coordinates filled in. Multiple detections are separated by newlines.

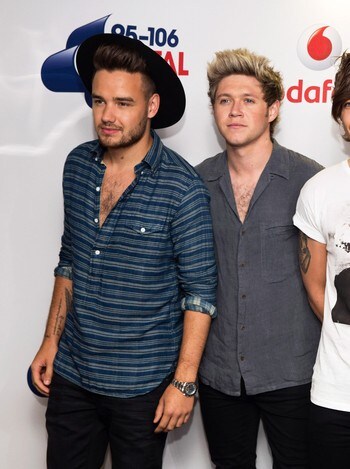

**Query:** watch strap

left=171, top=378, right=198, bottom=397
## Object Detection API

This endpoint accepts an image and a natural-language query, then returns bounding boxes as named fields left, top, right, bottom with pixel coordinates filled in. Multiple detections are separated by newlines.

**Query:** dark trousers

left=46, top=373, right=170, bottom=469
left=199, top=379, right=311, bottom=469
left=309, top=403, right=350, bottom=469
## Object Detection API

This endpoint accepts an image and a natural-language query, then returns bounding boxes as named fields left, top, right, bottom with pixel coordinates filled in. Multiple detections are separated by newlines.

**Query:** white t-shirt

left=294, top=159, right=350, bottom=411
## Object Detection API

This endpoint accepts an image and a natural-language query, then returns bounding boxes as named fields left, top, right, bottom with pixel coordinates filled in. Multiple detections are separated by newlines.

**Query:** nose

left=229, top=101, right=243, bottom=117
left=101, top=103, right=116, bottom=124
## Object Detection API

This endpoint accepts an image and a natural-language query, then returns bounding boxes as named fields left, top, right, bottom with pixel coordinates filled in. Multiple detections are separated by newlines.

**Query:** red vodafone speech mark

left=307, top=26, right=332, bottom=61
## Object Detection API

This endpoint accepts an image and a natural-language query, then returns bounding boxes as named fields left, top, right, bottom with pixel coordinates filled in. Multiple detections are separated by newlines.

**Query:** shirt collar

left=265, top=140, right=290, bottom=180
left=205, top=151, right=228, bottom=181
left=141, top=130, right=162, bottom=173
left=90, top=140, right=104, bottom=161
left=206, top=139, right=290, bottom=182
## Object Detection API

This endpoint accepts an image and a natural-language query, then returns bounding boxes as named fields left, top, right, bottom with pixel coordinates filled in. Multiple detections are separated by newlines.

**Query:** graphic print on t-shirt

left=332, top=216, right=350, bottom=325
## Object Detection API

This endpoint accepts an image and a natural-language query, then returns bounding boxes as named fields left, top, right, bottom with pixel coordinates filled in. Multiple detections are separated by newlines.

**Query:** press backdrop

left=1, top=0, right=349, bottom=467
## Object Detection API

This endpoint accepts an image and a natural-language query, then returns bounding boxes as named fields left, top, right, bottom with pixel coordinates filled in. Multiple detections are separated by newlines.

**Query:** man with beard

left=31, top=34, right=216, bottom=469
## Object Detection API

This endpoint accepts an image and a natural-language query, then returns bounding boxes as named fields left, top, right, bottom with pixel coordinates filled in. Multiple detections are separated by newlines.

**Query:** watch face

left=185, top=383, right=197, bottom=396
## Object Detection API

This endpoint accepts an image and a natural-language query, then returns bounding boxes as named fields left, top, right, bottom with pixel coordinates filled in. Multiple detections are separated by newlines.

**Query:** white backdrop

left=1, top=1, right=349, bottom=467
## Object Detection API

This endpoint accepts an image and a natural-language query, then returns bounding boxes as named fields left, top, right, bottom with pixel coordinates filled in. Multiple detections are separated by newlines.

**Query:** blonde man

left=196, top=48, right=322, bottom=468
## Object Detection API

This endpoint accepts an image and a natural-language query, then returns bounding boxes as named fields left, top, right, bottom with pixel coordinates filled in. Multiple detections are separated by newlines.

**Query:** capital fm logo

left=41, top=15, right=188, bottom=105
left=297, top=24, right=342, bottom=70
left=286, top=24, right=343, bottom=104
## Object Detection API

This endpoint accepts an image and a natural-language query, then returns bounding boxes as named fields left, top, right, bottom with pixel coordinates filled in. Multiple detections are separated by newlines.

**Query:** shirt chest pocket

left=126, top=221, right=165, bottom=235
left=122, top=221, right=171, bottom=254
left=261, top=222, right=299, bottom=283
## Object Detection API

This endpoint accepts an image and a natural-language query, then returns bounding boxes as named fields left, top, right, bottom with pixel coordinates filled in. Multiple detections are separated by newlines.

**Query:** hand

left=153, top=384, right=195, bottom=433
left=30, top=341, right=58, bottom=396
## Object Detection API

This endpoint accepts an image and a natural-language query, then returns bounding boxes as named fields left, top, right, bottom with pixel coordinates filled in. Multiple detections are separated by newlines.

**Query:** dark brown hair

left=332, top=51, right=350, bottom=141
left=92, top=43, right=156, bottom=98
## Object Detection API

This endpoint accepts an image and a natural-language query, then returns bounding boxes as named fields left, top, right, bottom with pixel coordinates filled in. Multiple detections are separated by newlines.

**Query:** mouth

left=228, top=123, right=246, bottom=129
left=99, top=126, right=122, bottom=136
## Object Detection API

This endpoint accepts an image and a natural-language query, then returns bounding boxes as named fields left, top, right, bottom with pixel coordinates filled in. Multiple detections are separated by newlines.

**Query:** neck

left=226, top=136, right=273, bottom=177
left=103, top=132, right=153, bottom=169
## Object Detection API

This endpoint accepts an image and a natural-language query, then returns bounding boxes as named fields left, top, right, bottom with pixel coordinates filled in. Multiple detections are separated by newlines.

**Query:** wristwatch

left=171, top=378, right=198, bottom=397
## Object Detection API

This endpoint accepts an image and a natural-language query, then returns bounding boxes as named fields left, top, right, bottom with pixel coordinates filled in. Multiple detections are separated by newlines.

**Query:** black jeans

left=309, top=403, right=350, bottom=469
left=46, top=373, right=170, bottom=469
left=199, top=379, right=311, bottom=469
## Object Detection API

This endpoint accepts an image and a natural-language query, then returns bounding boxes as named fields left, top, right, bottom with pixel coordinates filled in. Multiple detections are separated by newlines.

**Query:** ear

left=148, top=93, right=160, bottom=119
left=268, top=100, right=280, bottom=123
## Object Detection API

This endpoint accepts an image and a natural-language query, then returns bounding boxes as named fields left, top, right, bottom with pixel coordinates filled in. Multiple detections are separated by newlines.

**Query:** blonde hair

left=207, top=48, right=284, bottom=137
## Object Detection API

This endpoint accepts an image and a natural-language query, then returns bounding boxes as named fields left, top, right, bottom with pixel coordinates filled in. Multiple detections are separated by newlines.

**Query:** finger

left=154, top=415, right=171, bottom=433
left=31, top=365, right=42, bottom=385
left=164, top=415, right=180, bottom=432
left=175, top=417, right=185, bottom=428
left=34, top=383, right=50, bottom=396
left=32, top=373, right=50, bottom=396
left=42, top=363, right=53, bottom=386
left=153, top=399, right=164, bottom=424
left=31, top=365, right=48, bottom=393
left=28, top=366, right=49, bottom=397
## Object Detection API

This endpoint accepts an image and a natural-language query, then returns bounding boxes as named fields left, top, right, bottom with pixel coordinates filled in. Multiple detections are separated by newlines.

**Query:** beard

left=97, top=113, right=149, bottom=150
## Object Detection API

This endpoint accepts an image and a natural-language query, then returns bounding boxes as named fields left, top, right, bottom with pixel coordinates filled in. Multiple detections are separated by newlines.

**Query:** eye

left=92, top=98, right=104, bottom=106
left=343, top=101, right=350, bottom=108
left=244, top=98, right=255, bottom=104
left=217, top=98, right=231, bottom=105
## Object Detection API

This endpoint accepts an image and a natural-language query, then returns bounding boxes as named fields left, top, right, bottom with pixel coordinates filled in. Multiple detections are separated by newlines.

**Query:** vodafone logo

left=297, top=24, right=342, bottom=70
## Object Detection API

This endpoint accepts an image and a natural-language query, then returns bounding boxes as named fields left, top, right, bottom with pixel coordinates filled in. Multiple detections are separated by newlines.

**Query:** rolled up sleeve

left=171, top=179, right=217, bottom=318
left=54, top=169, right=73, bottom=280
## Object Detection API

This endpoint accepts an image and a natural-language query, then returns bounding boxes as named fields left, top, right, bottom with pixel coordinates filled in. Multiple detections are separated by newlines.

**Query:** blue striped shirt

left=53, top=131, right=217, bottom=397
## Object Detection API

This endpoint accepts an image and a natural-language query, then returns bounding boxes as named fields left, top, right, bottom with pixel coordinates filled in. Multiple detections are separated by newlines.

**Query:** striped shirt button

left=140, top=227, right=146, bottom=233
left=95, top=250, right=101, bottom=255
left=94, top=218, right=99, bottom=224
left=96, top=186, right=101, bottom=192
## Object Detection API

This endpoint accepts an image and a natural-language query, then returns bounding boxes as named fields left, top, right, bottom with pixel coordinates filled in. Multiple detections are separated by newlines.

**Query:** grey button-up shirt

left=196, top=141, right=322, bottom=396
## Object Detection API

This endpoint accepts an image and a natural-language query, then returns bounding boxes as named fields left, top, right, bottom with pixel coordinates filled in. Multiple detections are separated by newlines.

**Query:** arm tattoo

left=53, top=288, right=72, bottom=337
left=53, top=298, right=65, bottom=337
left=299, top=232, right=311, bottom=274
left=65, top=288, right=73, bottom=314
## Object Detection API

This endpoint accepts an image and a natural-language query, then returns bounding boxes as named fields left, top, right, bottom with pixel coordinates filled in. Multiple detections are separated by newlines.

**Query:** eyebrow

left=91, top=94, right=135, bottom=103
left=216, top=92, right=259, bottom=99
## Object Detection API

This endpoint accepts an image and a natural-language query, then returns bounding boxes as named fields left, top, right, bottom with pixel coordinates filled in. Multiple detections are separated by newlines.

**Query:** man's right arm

left=298, top=231, right=327, bottom=321
left=31, top=275, right=72, bottom=396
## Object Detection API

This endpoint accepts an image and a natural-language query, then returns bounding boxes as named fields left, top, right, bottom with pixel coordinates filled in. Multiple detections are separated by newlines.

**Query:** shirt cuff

left=181, top=296, right=217, bottom=318
left=54, top=265, right=73, bottom=280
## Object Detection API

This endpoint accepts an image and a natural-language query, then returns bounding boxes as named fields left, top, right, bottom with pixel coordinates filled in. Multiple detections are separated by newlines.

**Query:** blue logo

left=41, top=15, right=110, bottom=101
left=41, top=15, right=187, bottom=106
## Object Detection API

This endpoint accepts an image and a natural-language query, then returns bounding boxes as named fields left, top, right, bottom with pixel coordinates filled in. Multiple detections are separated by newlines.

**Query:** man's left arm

left=153, top=309, right=211, bottom=432
left=154, top=179, right=217, bottom=433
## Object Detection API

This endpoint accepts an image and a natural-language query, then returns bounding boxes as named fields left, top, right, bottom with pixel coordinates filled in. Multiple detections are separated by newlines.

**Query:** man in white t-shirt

left=293, top=51, right=350, bottom=468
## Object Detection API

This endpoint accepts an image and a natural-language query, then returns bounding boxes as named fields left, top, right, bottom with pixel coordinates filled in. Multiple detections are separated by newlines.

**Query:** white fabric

left=294, top=159, right=350, bottom=411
